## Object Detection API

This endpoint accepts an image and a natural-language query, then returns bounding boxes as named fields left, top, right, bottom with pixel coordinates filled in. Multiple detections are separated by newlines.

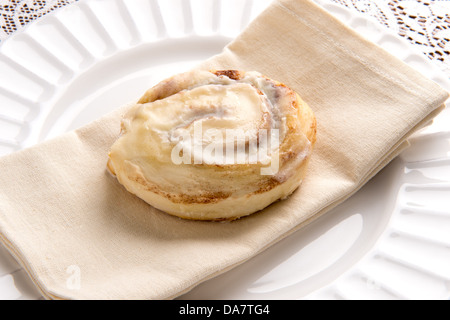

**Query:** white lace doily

left=0, top=0, right=449, bottom=75
left=329, top=0, right=450, bottom=75
left=0, top=0, right=77, bottom=37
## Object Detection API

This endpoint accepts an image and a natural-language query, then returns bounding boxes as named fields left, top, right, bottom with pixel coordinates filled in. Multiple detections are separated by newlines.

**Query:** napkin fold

left=0, top=0, right=448, bottom=300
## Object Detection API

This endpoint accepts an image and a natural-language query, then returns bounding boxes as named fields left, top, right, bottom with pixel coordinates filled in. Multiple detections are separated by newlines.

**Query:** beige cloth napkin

left=0, top=0, right=448, bottom=300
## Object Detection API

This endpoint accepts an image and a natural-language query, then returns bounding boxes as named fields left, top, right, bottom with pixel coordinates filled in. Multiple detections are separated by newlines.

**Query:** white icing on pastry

left=108, top=70, right=317, bottom=221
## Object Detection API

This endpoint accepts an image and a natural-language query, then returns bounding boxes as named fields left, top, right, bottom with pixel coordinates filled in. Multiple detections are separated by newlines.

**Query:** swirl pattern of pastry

left=107, top=70, right=316, bottom=221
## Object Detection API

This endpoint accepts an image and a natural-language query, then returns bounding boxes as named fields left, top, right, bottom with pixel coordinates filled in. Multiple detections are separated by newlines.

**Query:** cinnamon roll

left=107, top=70, right=316, bottom=221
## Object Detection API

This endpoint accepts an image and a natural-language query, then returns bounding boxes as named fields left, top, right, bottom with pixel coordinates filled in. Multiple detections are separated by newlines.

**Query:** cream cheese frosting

left=107, top=69, right=316, bottom=221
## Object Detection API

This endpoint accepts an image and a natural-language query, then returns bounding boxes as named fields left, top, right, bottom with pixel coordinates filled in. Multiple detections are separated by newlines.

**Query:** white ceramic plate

left=0, top=0, right=449, bottom=300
